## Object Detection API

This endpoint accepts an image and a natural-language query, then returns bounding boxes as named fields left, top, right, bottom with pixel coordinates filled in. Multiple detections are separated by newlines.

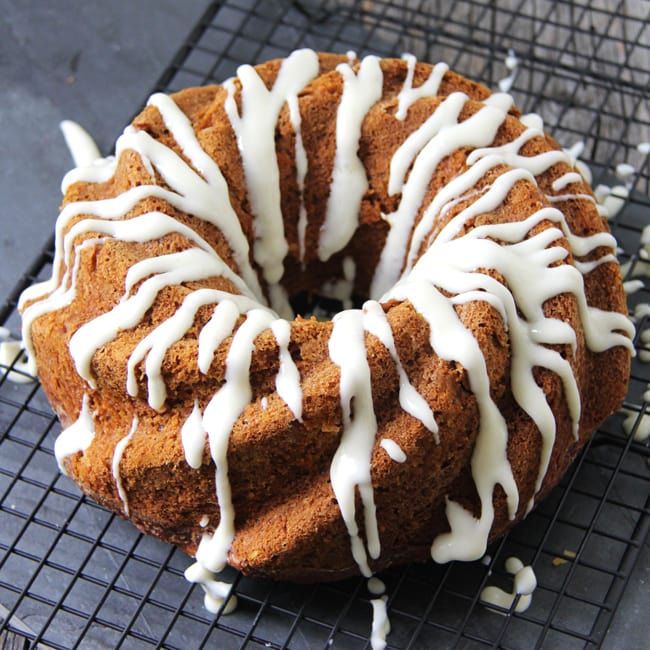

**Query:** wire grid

left=1, top=0, right=649, bottom=648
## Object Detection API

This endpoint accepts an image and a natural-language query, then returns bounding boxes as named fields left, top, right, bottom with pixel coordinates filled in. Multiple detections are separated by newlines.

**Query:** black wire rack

left=1, top=1, right=649, bottom=648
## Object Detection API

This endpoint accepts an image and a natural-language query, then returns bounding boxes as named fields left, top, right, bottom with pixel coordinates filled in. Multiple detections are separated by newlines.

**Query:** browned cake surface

left=23, top=53, right=629, bottom=581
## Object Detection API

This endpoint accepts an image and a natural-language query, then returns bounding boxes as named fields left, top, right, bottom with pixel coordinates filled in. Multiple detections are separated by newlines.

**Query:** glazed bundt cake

left=20, top=51, right=633, bottom=597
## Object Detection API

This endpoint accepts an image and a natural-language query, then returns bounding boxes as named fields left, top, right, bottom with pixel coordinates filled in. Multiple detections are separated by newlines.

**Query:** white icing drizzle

left=573, top=254, right=617, bottom=275
left=546, top=192, right=607, bottom=218
left=379, top=439, right=406, bottom=463
left=198, top=299, right=247, bottom=374
left=329, top=310, right=380, bottom=577
left=318, top=56, right=384, bottom=262
left=224, top=49, right=319, bottom=285
left=54, top=394, right=95, bottom=475
left=184, top=561, right=237, bottom=615
left=181, top=400, right=206, bottom=469
left=112, top=416, right=138, bottom=516
left=287, top=93, right=309, bottom=265
left=197, top=308, right=276, bottom=572
left=20, top=211, right=238, bottom=373
left=552, top=172, right=583, bottom=192
left=20, top=52, right=635, bottom=608
left=362, top=300, right=437, bottom=436
left=29, top=95, right=265, bottom=315
left=385, top=204, right=632, bottom=560
left=520, top=113, right=544, bottom=131
left=395, top=54, right=448, bottom=121
left=60, top=120, right=102, bottom=167
left=271, top=319, right=303, bottom=421
left=481, top=556, right=537, bottom=614
left=370, top=596, right=390, bottom=650
left=385, top=277, right=519, bottom=562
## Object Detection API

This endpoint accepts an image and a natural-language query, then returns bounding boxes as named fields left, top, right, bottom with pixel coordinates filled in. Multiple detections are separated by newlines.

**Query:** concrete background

left=0, top=1, right=647, bottom=648
left=0, top=0, right=207, bottom=299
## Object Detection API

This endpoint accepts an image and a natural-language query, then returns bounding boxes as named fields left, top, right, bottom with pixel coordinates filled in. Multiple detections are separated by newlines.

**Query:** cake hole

left=289, top=291, right=365, bottom=320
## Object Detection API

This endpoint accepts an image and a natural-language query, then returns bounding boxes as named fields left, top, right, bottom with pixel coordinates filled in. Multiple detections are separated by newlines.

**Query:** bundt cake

left=19, top=50, right=633, bottom=600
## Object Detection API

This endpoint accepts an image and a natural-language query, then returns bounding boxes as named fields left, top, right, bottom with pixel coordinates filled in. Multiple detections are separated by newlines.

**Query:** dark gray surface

left=0, top=1, right=647, bottom=648
left=0, top=0, right=207, bottom=300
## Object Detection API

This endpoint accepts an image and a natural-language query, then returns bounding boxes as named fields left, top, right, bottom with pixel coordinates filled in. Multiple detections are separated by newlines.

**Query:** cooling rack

left=1, top=0, right=649, bottom=648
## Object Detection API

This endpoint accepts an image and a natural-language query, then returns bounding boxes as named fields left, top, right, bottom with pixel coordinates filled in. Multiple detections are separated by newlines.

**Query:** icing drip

left=395, top=54, right=448, bottom=120
left=497, top=49, right=519, bottom=93
left=60, top=120, right=102, bottom=167
left=224, top=49, right=319, bottom=285
left=484, top=92, right=515, bottom=112
left=624, top=280, right=644, bottom=295
left=32, top=94, right=265, bottom=314
left=573, top=254, right=617, bottom=275
left=184, top=561, right=237, bottom=615
left=329, top=310, right=380, bottom=577
left=621, top=409, right=650, bottom=442
left=373, top=94, right=511, bottom=298
left=198, top=298, right=250, bottom=374
left=367, top=576, right=386, bottom=595
left=385, top=202, right=632, bottom=559
left=112, top=416, right=138, bottom=516
left=287, top=93, right=309, bottom=265
left=362, top=300, right=437, bottom=436
left=181, top=400, right=206, bottom=469
left=385, top=278, right=518, bottom=562
left=552, top=172, right=583, bottom=191
left=379, top=439, right=406, bottom=463
left=616, top=162, right=635, bottom=181
left=601, top=185, right=629, bottom=220
left=520, top=113, right=544, bottom=131
left=320, top=256, right=357, bottom=309
left=148, top=93, right=264, bottom=299
left=318, top=56, right=384, bottom=261
left=481, top=556, right=537, bottom=614
left=0, top=336, right=33, bottom=384
left=271, top=319, right=303, bottom=421
left=370, top=596, right=390, bottom=650
left=268, top=283, right=294, bottom=320
left=20, top=211, right=236, bottom=372
left=69, top=248, right=251, bottom=389
left=126, top=289, right=261, bottom=410
left=54, top=395, right=95, bottom=475
left=197, top=309, right=276, bottom=572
